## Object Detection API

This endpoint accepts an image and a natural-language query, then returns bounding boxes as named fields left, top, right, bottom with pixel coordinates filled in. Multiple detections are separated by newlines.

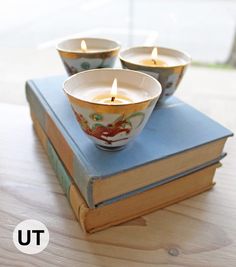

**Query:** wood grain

left=0, top=95, right=236, bottom=266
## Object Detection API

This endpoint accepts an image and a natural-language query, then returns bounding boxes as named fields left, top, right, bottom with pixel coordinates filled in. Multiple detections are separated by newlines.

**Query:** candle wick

left=152, top=59, right=157, bottom=65
left=111, top=96, right=115, bottom=102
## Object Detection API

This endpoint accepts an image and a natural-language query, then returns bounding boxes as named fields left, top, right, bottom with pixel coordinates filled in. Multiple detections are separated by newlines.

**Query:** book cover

left=32, top=114, right=220, bottom=233
left=25, top=76, right=233, bottom=208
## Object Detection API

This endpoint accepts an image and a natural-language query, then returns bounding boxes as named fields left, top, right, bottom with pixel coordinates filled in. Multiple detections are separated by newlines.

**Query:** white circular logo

left=13, top=219, right=49, bottom=254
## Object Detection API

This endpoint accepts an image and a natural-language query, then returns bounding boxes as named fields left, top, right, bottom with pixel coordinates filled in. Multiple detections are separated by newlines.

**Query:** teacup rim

left=63, top=68, right=162, bottom=107
left=57, top=37, right=121, bottom=54
left=119, top=46, right=192, bottom=69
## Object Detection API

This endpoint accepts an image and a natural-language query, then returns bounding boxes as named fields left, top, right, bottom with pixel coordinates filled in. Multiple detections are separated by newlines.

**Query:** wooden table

left=0, top=102, right=236, bottom=266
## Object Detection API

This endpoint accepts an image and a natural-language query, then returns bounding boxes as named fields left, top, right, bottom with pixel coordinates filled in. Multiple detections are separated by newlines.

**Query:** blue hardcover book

left=25, top=76, right=233, bottom=208
left=31, top=112, right=222, bottom=233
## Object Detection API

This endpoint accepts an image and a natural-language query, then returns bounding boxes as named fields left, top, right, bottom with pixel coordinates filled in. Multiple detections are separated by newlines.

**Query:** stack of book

left=26, top=76, right=232, bottom=233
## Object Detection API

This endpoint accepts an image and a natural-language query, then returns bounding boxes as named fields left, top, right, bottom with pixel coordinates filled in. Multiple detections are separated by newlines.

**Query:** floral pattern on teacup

left=164, top=73, right=179, bottom=97
left=74, top=111, right=145, bottom=145
left=61, top=56, right=116, bottom=75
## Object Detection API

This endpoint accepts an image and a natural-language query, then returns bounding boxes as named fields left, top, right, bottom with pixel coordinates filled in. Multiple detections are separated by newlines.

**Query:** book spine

left=25, top=81, right=95, bottom=208
left=32, top=113, right=89, bottom=232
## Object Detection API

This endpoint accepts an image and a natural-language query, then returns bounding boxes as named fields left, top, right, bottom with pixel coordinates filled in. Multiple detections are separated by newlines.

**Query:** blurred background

left=0, top=0, right=236, bottom=124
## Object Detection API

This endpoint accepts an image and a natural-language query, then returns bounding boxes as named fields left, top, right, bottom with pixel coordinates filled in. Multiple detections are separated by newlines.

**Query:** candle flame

left=110, top=78, right=117, bottom=102
left=81, top=40, right=87, bottom=52
left=151, top=47, right=158, bottom=63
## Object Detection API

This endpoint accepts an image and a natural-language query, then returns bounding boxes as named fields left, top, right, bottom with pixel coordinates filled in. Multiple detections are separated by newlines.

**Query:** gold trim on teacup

left=67, top=94, right=157, bottom=114
left=58, top=49, right=119, bottom=59
left=121, top=60, right=187, bottom=74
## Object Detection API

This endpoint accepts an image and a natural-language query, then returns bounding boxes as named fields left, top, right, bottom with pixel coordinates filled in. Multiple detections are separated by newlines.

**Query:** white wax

left=71, top=83, right=150, bottom=104
left=75, top=48, right=106, bottom=53
left=94, top=96, right=132, bottom=104
left=127, top=54, right=186, bottom=66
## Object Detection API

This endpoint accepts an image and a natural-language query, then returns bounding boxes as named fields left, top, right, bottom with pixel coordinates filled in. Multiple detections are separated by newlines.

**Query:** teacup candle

left=57, top=38, right=120, bottom=76
left=64, top=69, right=162, bottom=151
left=119, top=46, right=191, bottom=102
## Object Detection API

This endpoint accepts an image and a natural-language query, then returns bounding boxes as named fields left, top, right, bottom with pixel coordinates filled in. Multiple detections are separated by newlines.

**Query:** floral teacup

left=119, top=46, right=191, bottom=102
left=63, top=69, right=162, bottom=151
left=57, top=38, right=120, bottom=76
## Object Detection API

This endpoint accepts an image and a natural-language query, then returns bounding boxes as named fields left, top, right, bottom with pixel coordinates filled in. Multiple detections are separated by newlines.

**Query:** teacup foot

left=96, top=144, right=126, bottom=151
